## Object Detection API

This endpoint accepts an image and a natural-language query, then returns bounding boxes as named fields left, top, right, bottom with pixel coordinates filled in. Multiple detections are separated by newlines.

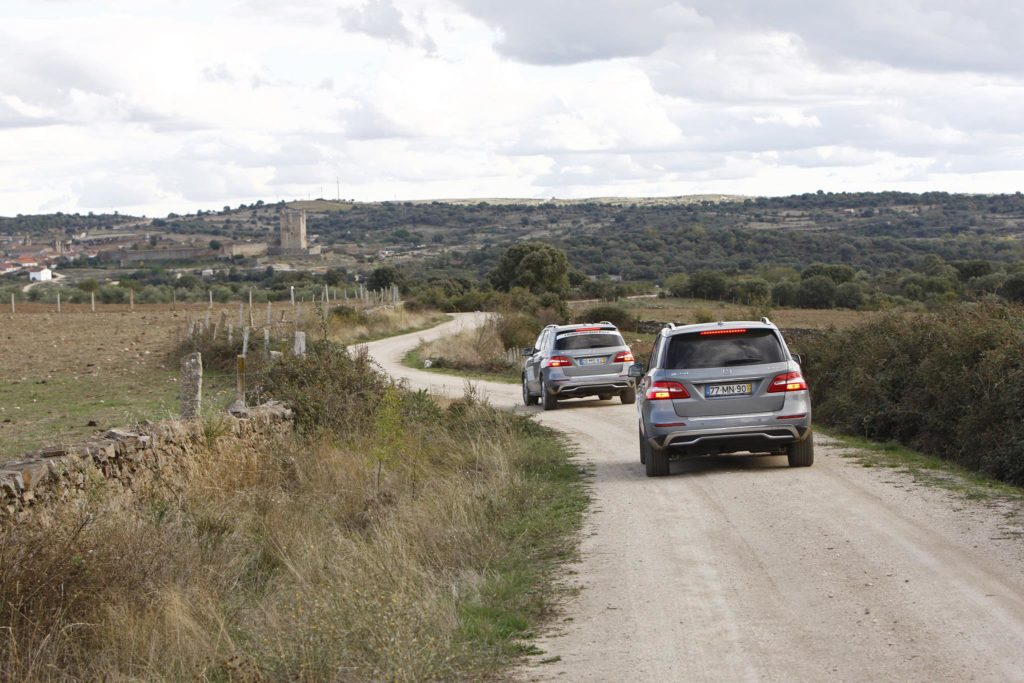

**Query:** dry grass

left=328, top=305, right=450, bottom=345
left=412, top=318, right=516, bottom=376
left=0, top=355, right=585, bottom=681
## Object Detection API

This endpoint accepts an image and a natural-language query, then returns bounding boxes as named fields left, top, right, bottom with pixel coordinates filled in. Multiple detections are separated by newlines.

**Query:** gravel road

left=365, top=313, right=1024, bottom=682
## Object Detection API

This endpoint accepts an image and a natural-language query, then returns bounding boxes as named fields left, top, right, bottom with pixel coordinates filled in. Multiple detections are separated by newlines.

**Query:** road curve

left=364, top=313, right=1024, bottom=682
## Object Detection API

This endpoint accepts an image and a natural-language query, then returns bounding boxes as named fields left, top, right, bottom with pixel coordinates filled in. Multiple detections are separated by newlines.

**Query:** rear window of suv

left=665, top=329, right=784, bottom=369
left=555, top=332, right=624, bottom=351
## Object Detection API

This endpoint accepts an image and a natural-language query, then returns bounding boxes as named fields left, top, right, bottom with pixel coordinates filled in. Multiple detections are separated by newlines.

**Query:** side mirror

left=522, top=347, right=536, bottom=357
left=792, top=353, right=802, bottom=365
left=627, top=363, right=645, bottom=379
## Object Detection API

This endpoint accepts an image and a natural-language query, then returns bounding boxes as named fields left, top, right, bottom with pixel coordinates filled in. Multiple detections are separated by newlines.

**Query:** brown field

left=0, top=303, right=243, bottom=456
left=612, top=297, right=878, bottom=330
left=0, top=301, right=447, bottom=457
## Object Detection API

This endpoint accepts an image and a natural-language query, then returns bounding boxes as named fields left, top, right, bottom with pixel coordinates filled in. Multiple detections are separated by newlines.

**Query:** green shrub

left=800, top=303, right=1024, bottom=484
left=578, top=304, right=638, bottom=331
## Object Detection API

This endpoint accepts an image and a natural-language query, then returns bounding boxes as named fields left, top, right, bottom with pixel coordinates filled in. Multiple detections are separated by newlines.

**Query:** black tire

left=787, top=432, right=814, bottom=467
left=522, top=376, right=539, bottom=406
left=541, top=379, right=558, bottom=411
left=620, top=387, right=637, bottom=405
left=638, top=426, right=648, bottom=465
left=598, top=393, right=612, bottom=401
left=644, top=434, right=669, bottom=477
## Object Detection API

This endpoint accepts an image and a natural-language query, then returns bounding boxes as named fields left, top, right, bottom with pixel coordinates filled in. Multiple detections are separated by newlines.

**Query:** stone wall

left=0, top=402, right=292, bottom=525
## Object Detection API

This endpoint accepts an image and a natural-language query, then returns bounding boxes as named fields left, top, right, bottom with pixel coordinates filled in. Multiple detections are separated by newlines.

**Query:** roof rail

left=663, top=322, right=676, bottom=330
left=760, top=316, right=772, bottom=325
left=598, top=320, right=613, bottom=325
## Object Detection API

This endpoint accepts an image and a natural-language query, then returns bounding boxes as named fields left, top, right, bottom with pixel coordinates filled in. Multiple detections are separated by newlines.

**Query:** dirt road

left=365, top=314, right=1024, bottom=682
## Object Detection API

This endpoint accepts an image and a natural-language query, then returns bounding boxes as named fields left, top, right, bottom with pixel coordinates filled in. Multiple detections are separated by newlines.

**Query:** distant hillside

left=4, top=192, right=1023, bottom=279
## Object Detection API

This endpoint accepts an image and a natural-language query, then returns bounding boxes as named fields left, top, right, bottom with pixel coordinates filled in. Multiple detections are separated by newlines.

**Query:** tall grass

left=798, top=302, right=1024, bottom=485
left=0, top=344, right=586, bottom=681
left=329, top=305, right=449, bottom=345
left=413, top=317, right=520, bottom=379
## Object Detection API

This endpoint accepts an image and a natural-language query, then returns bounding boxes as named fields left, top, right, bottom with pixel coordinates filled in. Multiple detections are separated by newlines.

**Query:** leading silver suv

left=522, top=322, right=636, bottom=410
left=629, top=318, right=812, bottom=476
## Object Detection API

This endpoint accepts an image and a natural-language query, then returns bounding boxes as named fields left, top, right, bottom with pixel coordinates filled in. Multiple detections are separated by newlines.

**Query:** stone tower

left=280, top=209, right=307, bottom=251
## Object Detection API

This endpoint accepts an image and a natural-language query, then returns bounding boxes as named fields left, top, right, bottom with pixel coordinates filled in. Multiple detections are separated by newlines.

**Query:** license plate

left=579, top=356, right=606, bottom=365
left=705, top=383, right=752, bottom=398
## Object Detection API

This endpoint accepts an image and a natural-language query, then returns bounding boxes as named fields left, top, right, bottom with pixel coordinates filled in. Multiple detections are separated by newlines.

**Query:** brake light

left=544, top=356, right=573, bottom=368
left=575, top=326, right=601, bottom=331
left=613, top=350, right=634, bottom=363
left=646, top=381, right=690, bottom=400
left=699, top=328, right=747, bottom=336
left=767, top=372, right=807, bottom=393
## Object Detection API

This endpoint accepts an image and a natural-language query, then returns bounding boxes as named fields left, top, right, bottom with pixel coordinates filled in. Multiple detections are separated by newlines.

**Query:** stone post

left=56, top=291, right=61, bottom=314
left=242, top=327, right=250, bottom=357
left=91, top=291, right=95, bottom=312
left=179, top=352, right=203, bottom=420
left=293, top=330, right=306, bottom=356
left=10, top=292, right=14, bottom=313
left=264, top=327, right=271, bottom=356
left=235, top=355, right=246, bottom=408
left=129, top=289, right=134, bottom=311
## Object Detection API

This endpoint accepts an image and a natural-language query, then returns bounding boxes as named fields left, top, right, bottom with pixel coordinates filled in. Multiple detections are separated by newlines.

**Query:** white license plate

left=579, top=356, right=606, bottom=365
left=705, top=383, right=752, bottom=398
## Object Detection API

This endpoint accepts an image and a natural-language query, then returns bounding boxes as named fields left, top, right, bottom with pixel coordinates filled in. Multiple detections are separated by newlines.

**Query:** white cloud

left=0, top=1, right=1022, bottom=216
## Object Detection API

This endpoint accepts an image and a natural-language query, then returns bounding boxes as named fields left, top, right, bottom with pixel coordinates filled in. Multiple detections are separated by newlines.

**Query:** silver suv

left=522, top=322, right=636, bottom=410
left=629, top=318, right=812, bottom=476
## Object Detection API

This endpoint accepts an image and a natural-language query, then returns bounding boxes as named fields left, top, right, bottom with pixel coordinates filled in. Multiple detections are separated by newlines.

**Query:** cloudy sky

left=2, top=0, right=1022, bottom=217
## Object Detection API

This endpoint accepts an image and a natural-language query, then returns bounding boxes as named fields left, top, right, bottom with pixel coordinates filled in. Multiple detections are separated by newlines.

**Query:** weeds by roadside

left=1, top=342, right=586, bottom=681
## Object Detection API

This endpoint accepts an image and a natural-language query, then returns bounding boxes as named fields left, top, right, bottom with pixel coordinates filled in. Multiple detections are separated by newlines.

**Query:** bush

left=578, top=304, right=638, bottom=331
left=800, top=303, right=1024, bottom=485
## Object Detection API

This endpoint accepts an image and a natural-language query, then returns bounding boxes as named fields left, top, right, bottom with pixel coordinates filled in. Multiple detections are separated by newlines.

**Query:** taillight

left=544, top=356, right=573, bottom=368
left=767, top=371, right=807, bottom=393
left=613, top=350, right=634, bottom=363
left=646, top=381, right=690, bottom=400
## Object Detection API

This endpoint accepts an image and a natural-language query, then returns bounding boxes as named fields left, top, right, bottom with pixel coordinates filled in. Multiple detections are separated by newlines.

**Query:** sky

left=1, top=0, right=1023, bottom=217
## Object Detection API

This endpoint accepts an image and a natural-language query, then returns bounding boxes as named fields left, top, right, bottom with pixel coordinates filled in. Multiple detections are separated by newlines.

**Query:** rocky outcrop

left=0, top=401, right=292, bottom=525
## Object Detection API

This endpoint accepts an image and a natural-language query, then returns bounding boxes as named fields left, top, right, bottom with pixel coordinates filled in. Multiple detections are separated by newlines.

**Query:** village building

left=29, top=267, right=53, bottom=282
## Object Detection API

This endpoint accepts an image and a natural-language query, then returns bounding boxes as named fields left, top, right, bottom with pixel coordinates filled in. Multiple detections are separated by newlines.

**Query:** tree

left=663, top=273, right=688, bottom=297
left=209, top=240, right=222, bottom=251
left=489, top=242, right=570, bottom=296
left=1001, top=273, right=1024, bottom=303
left=687, top=270, right=728, bottom=300
left=835, top=281, right=864, bottom=309
left=801, top=263, right=855, bottom=285
left=797, top=275, right=837, bottom=309
left=367, top=266, right=401, bottom=291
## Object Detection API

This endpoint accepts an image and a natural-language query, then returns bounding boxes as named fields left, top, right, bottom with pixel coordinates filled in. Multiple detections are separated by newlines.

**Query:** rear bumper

left=650, top=423, right=810, bottom=452
left=546, top=371, right=632, bottom=397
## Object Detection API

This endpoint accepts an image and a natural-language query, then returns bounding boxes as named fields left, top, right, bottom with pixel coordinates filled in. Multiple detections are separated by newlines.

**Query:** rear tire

left=541, top=379, right=558, bottom=411
left=787, top=432, right=814, bottom=467
left=644, top=434, right=669, bottom=477
left=638, top=426, right=648, bottom=465
left=522, top=376, right=539, bottom=406
left=620, top=387, right=637, bottom=404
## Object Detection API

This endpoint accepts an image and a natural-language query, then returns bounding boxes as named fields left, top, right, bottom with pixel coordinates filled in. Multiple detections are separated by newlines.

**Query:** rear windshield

left=664, top=329, right=784, bottom=369
left=555, top=332, right=624, bottom=351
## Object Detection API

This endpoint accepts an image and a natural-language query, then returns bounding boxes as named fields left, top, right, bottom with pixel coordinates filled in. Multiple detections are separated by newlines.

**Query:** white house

left=29, top=267, right=52, bottom=282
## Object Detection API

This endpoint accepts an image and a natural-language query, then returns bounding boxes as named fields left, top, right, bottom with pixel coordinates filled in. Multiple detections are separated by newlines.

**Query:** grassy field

left=0, top=302, right=449, bottom=457
left=0, top=304, right=241, bottom=455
